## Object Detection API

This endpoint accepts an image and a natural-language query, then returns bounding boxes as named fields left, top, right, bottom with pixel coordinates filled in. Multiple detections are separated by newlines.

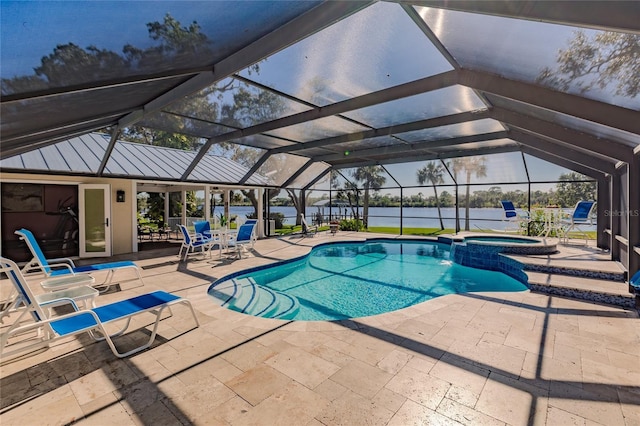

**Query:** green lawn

left=368, top=226, right=596, bottom=239
left=274, top=225, right=597, bottom=240
left=367, top=227, right=454, bottom=236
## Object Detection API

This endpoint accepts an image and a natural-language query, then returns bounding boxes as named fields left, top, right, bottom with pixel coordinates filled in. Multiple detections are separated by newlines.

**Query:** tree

left=553, top=172, right=596, bottom=208
left=331, top=171, right=360, bottom=220
left=2, top=13, right=215, bottom=96
left=537, top=31, right=640, bottom=98
left=417, top=161, right=446, bottom=230
left=451, top=157, right=487, bottom=231
left=352, top=166, right=386, bottom=228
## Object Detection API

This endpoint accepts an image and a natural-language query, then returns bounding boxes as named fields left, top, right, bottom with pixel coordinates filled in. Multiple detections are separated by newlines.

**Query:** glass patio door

left=79, top=184, right=111, bottom=257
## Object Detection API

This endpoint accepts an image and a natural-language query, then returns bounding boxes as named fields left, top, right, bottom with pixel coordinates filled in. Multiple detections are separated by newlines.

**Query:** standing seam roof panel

left=39, top=144, right=69, bottom=172
left=192, top=156, right=245, bottom=183
left=113, top=144, right=165, bottom=178
left=77, top=135, right=106, bottom=172
left=56, top=140, right=92, bottom=173
left=1, top=133, right=269, bottom=184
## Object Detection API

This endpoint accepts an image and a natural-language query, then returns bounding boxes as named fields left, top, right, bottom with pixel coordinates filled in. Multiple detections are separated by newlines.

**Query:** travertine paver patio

left=1, top=232, right=639, bottom=425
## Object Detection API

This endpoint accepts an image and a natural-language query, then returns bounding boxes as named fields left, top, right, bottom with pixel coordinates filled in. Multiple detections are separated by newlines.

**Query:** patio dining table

left=536, top=207, right=567, bottom=238
left=204, top=228, right=238, bottom=258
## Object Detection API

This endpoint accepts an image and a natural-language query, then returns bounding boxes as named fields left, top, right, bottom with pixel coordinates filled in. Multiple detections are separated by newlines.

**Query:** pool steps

left=441, top=235, right=635, bottom=309
left=210, top=277, right=300, bottom=320
left=526, top=271, right=635, bottom=308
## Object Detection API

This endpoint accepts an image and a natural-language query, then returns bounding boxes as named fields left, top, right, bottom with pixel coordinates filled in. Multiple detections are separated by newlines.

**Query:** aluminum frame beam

left=330, top=144, right=521, bottom=170
left=269, top=109, right=491, bottom=155
left=519, top=145, right=605, bottom=180
left=313, top=131, right=509, bottom=163
left=397, top=1, right=640, bottom=34
left=491, top=107, right=633, bottom=161
left=0, top=112, right=126, bottom=160
left=280, top=159, right=315, bottom=189
left=120, top=1, right=373, bottom=130
left=508, top=130, right=618, bottom=175
left=303, top=166, right=332, bottom=191
left=182, top=70, right=459, bottom=179
left=458, top=69, right=640, bottom=135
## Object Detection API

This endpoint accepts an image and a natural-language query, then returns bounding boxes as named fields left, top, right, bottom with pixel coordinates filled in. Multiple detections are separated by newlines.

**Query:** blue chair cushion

left=630, top=271, right=640, bottom=291
left=573, top=201, right=595, bottom=220
left=50, top=291, right=180, bottom=335
left=51, top=312, right=100, bottom=336
left=48, top=260, right=137, bottom=276
left=93, top=291, right=180, bottom=322
left=236, top=224, right=253, bottom=241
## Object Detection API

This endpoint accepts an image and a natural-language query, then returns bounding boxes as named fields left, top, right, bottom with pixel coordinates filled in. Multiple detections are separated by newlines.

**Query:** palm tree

left=417, top=161, right=445, bottom=230
left=353, top=166, right=386, bottom=228
left=331, top=171, right=359, bottom=220
left=452, top=157, right=488, bottom=231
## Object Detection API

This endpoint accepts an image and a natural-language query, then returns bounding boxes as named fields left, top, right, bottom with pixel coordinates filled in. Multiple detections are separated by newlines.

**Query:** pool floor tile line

left=1, top=232, right=638, bottom=425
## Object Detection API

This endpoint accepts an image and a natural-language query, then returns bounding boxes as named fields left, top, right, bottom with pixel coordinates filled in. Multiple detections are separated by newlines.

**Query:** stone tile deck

left=1, top=232, right=639, bottom=425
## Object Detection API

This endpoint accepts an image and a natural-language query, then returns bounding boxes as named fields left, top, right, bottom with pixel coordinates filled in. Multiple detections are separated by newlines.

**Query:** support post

left=596, top=177, right=610, bottom=250
left=224, top=190, right=230, bottom=226
left=300, top=190, right=307, bottom=226
left=400, top=187, right=404, bottom=235
left=164, top=191, right=170, bottom=229
left=455, top=184, right=460, bottom=233
left=204, top=185, right=211, bottom=224
left=257, top=188, right=264, bottom=239
left=611, top=170, right=621, bottom=262
left=181, top=190, right=187, bottom=226
left=628, top=155, right=640, bottom=278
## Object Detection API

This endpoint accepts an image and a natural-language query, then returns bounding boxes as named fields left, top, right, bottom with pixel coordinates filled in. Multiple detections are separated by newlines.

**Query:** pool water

left=235, top=240, right=528, bottom=321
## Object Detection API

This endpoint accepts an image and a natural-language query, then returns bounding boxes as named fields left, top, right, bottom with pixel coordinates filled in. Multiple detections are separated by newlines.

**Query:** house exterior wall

left=1, top=172, right=135, bottom=257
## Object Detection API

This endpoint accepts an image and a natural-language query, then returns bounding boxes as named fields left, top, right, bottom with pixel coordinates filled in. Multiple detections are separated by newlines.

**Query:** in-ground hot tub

left=463, top=235, right=557, bottom=255
left=439, top=233, right=557, bottom=256
left=437, top=234, right=557, bottom=283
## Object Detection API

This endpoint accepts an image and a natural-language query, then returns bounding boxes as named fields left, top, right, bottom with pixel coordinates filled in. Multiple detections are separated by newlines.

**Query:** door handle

left=105, top=218, right=109, bottom=227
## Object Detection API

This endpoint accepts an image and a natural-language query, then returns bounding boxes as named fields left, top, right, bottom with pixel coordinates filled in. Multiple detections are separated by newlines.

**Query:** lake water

left=221, top=206, right=523, bottom=231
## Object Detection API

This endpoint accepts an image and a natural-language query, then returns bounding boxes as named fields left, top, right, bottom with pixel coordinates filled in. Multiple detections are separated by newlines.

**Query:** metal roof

left=0, top=133, right=268, bottom=186
left=0, top=1, right=638, bottom=190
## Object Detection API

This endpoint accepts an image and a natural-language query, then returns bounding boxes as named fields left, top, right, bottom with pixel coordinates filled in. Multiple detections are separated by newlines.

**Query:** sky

left=0, top=0, right=318, bottom=78
left=0, top=1, right=610, bottom=190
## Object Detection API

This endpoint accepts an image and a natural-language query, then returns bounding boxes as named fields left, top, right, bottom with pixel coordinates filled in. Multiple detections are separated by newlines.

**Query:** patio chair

left=630, top=270, right=640, bottom=294
left=500, top=201, right=530, bottom=234
left=227, top=223, right=255, bottom=258
left=560, top=200, right=596, bottom=244
left=244, top=219, right=258, bottom=247
left=178, top=224, right=215, bottom=261
left=15, top=228, right=144, bottom=292
left=193, top=221, right=211, bottom=239
left=195, top=220, right=225, bottom=256
left=300, top=213, right=318, bottom=237
left=137, top=225, right=152, bottom=242
left=0, top=257, right=199, bottom=360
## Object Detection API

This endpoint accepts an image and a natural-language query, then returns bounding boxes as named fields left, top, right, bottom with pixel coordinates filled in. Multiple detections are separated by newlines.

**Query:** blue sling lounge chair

left=15, top=228, right=144, bottom=292
left=300, top=213, right=318, bottom=237
left=500, top=200, right=530, bottom=234
left=0, top=257, right=199, bottom=360
left=560, top=200, right=596, bottom=244
left=243, top=219, right=258, bottom=247
left=178, top=224, right=216, bottom=261
left=227, top=223, right=256, bottom=258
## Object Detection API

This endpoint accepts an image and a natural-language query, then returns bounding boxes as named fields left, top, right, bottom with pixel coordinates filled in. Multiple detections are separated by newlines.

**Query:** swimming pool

left=208, top=239, right=528, bottom=321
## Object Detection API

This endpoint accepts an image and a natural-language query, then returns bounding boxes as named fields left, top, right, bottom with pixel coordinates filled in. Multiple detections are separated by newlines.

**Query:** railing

left=167, top=216, right=220, bottom=231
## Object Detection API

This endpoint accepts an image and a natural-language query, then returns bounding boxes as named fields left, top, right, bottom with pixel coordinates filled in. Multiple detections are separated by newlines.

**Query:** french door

left=79, top=184, right=111, bottom=257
